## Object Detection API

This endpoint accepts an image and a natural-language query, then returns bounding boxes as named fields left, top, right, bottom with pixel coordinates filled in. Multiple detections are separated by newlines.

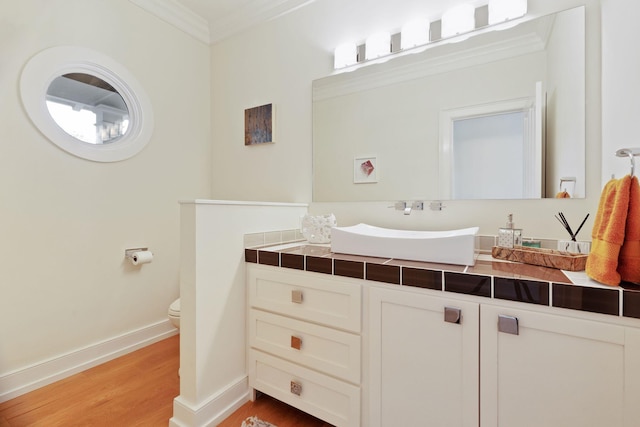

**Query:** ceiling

left=132, top=0, right=317, bottom=44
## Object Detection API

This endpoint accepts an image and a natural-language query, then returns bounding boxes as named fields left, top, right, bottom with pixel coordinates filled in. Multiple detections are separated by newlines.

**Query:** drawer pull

left=291, top=335, right=302, bottom=350
left=291, top=290, right=304, bottom=304
left=444, top=306, right=461, bottom=324
left=498, top=315, right=519, bottom=335
left=290, top=380, right=302, bottom=396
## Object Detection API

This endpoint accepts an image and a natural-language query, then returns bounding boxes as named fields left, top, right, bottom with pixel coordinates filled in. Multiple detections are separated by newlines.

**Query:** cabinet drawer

left=250, top=309, right=361, bottom=384
left=248, top=265, right=361, bottom=332
left=249, top=350, right=360, bottom=427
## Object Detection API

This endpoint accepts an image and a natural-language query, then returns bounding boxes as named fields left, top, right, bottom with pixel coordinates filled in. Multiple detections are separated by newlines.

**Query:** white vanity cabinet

left=368, top=285, right=480, bottom=427
left=246, top=261, right=640, bottom=427
left=480, top=303, right=640, bottom=427
left=247, top=264, right=362, bottom=427
left=369, top=286, right=640, bottom=427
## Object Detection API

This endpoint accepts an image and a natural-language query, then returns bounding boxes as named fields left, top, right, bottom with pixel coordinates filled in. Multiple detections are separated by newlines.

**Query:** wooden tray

left=491, top=246, right=588, bottom=271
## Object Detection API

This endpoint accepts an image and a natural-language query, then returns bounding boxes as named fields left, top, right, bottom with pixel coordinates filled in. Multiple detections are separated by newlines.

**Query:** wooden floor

left=0, top=334, right=333, bottom=427
left=0, top=334, right=180, bottom=427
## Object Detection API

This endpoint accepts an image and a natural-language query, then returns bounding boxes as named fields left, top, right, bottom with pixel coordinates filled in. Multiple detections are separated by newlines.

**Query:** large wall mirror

left=313, top=6, right=585, bottom=201
left=20, top=46, right=153, bottom=162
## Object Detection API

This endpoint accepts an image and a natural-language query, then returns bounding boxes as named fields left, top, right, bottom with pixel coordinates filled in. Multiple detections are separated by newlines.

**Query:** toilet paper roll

left=131, top=251, right=153, bottom=265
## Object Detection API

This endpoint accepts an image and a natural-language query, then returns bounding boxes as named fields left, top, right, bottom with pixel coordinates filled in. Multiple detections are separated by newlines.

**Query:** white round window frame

left=20, top=46, right=154, bottom=162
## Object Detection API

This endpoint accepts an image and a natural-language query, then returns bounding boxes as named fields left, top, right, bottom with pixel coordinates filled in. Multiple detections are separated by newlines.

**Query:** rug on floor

left=241, top=415, right=277, bottom=427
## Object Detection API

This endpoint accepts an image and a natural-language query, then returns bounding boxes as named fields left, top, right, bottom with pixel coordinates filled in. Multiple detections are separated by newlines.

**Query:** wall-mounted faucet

left=389, top=201, right=424, bottom=215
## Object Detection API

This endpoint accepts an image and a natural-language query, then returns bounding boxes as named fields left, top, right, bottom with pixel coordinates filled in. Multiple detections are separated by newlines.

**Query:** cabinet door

left=481, top=304, right=637, bottom=427
left=369, top=286, right=479, bottom=427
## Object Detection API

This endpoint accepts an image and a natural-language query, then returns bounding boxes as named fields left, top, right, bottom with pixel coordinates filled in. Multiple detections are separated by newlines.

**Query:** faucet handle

left=429, top=201, right=446, bottom=211
left=388, top=201, right=407, bottom=210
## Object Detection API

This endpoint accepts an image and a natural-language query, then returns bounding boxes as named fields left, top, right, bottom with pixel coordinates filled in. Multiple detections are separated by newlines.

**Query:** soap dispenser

left=498, top=214, right=523, bottom=248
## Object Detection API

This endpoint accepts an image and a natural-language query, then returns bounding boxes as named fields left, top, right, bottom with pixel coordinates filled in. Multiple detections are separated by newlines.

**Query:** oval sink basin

left=331, top=223, right=479, bottom=266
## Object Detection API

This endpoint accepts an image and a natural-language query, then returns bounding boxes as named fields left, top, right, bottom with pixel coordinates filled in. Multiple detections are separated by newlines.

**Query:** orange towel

left=619, top=176, right=640, bottom=283
left=586, top=176, right=632, bottom=286
left=556, top=191, right=571, bottom=198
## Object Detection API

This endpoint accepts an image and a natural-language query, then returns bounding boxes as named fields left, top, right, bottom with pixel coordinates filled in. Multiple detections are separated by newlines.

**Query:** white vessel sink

left=331, top=223, right=479, bottom=266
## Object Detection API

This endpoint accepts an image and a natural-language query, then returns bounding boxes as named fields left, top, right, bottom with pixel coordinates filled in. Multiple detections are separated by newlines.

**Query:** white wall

left=171, top=201, right=308, bottom=427
left=601, top=0, right=640, bottom=182
left=209, top=0, right=601, bottom=240
left=0, top=0, right=211, bottom=399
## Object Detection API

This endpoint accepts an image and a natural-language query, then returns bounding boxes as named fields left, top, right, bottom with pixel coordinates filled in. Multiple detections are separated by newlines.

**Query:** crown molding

left=130, top=0, right=210, bottom=44
left=131, top=0, right=315, bottom=45
left=207, top=0, right=316, bottom=44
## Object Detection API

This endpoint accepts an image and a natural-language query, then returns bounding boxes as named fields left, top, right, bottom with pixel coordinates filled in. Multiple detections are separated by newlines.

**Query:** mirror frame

left=20, top=46, right=154, bottom=162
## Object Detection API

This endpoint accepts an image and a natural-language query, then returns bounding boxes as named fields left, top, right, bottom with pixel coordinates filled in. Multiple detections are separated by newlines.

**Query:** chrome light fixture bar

left=333, top=0, right=527, bottom=70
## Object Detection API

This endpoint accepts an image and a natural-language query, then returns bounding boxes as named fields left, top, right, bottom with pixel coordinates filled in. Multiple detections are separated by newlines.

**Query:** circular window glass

left=20, top=46, right=153, bottom=162
left=46, top=73, right=130, bottom=145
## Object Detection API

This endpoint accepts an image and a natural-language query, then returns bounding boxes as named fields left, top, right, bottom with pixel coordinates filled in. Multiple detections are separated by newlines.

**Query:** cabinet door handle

left=291, top=290, right=303, bottom=304
left=290, top=380, right=303, bottom=396
left=444, top=306, right=462, bottom=324
left=291, top=335, right=302, bottom=350
left=498, top=315, right=519, bottom=335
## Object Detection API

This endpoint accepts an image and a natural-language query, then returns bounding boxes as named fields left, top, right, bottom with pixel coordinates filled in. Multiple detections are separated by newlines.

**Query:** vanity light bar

left=333, top=0, right=527, bottom=69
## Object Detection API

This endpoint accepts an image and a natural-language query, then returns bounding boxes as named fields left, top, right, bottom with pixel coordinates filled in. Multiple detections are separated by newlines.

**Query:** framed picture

left=244, top=103, right=274, bottom=145
left=354, top=156, right=378, bottom=183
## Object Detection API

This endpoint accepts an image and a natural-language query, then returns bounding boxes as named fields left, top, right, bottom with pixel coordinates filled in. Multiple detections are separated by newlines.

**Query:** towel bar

left=616, top=148, right=640, bottom=177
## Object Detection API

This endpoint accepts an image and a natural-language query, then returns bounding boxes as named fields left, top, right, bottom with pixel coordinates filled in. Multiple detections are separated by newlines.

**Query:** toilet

left=168, top=298, right=180, bottom=329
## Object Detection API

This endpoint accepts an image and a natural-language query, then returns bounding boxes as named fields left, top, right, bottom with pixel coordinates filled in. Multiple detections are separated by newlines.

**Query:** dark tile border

left=334, top=259, right=364, bottom=279
left=245, top=249, right=258, bottom=263
left=444, top=272, right=491, bottom=298
left=553, top=283, right=619, bottom=316
left=494, top=277, right=549, bottom=306
left=306, top=256, right=332, bottom=275
left=624, top=288, right=640, bottom=319
left=402, top=267, right=442, bottom=290
left=366, top=263, right=400, bottom=285
left=245, top=248, right=640, bottom=320
left=258, top=251, right=279, bottom=267
left=281, top=253, right=304, bottom=270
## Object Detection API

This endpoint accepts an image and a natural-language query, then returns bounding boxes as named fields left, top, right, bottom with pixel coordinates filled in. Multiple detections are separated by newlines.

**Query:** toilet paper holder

left=125, top=247, right=149, bottom=261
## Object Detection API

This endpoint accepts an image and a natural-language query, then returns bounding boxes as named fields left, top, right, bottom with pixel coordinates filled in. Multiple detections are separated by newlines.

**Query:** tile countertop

left=253, top=241, right=581, bottom=285
left=246, top=241, right=640, bottom=320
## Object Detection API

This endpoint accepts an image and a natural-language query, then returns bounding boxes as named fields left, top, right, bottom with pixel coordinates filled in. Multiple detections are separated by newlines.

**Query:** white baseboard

left=169, top=376, right=250, bottom=427
left=0, top=319, right=178, bottom=403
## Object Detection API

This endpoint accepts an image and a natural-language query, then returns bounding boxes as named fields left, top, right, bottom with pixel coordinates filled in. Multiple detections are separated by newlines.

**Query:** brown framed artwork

left=244, top=103, right=274, bottom=145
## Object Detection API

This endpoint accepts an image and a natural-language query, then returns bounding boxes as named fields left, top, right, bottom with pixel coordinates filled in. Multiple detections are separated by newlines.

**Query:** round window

left=46, top=73, right=130, bottom=145
left=20, top=47, right=153, bottom=162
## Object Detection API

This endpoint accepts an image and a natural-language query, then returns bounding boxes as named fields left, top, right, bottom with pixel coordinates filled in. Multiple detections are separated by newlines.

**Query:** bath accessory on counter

left=301, top=213, right=336, bottom=243
left=521, top=239, right=541, bottom=248
left=492, top=246, right=587, bottom=271
left=125, top=247, right=153, bottom=266
left=555, top=212, right=589, bottom=242
left=557, top=240, right=591, bottom=254
left=497, top=214, right=522, bottom=248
